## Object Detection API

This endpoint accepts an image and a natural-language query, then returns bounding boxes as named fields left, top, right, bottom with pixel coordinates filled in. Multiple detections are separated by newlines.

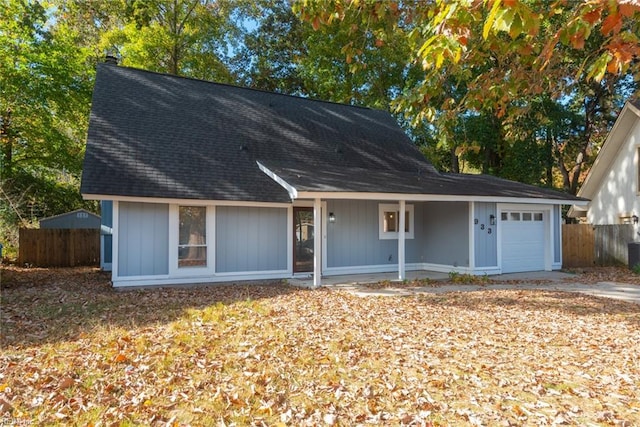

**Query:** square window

left=379, top=204, right=414, bottom=239
left=510, top=212, right=521, bottom=221
left=178, top=206, right=207, bottom=267
left=534, top=213, right=543, bottom=221
left=522, top=212, right=532, bottom=221
left=501, top=212, right=508, bottom=221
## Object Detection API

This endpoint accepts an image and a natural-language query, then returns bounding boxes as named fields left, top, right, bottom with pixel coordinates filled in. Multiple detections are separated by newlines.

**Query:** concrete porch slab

left=289, top=270, right=450, bottom=288
left=289, top=270, right=577, bottom=289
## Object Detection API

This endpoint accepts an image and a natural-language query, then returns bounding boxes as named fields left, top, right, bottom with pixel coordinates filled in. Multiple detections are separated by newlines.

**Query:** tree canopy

left=296, top=0, right=639, bottom=188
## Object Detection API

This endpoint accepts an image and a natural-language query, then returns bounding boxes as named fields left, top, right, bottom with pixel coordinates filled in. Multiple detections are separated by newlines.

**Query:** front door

left=293, top=207, right=314, bottom=273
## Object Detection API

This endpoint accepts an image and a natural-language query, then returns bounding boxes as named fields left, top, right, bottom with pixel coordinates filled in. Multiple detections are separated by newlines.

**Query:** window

left=379, top=204, right=414, bottom=239
left=384, top=211, right=398, bottom=232
left=178, top=206, right=207, bottom=267
left=503, top=211, right=543, bottom=222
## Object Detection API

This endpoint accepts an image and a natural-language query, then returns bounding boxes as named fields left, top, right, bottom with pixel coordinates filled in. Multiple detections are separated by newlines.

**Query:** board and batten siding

left=421, top=201, right=469, bottom=267
left=118, top=202, right=169, bottom=276
left=215, top=206, right=287, bottom=273
left=473, top=202, right=498, bottom=267
left=101, top=200, right=113, bottom=266
left=325, top=200, right=424, bottom=268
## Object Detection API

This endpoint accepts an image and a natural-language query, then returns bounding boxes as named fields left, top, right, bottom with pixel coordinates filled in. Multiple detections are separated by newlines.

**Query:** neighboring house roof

left=81, top=63, right=585, bottom=204
left=39, top=209, right=101, bottom=229
left=569, top=100, right=640, bottom=216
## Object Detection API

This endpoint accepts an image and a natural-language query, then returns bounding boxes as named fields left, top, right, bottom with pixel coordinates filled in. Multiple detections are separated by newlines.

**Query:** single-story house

left=39, top=209, right=100, bottom=229
left=81, top=61, right=587, bottom=287
left=569, top=100, right=640, bottom=228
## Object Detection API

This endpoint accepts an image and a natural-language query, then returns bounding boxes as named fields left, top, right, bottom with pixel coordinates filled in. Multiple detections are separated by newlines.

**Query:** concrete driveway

left=314, top=271, right=640, bottom=304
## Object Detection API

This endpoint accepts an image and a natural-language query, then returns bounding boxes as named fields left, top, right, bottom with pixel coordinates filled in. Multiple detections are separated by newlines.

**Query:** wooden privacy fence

left=562, top=224, right=635, bottom=268
left=19, top=228, right=100, bottom=267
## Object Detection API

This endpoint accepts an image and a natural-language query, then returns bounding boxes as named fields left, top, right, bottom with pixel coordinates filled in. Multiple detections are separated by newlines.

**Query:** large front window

left=178, top=206, right=207, bottom=267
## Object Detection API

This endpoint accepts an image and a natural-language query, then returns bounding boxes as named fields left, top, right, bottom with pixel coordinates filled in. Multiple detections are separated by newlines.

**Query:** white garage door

left=501, top=211, right=545, bottom=273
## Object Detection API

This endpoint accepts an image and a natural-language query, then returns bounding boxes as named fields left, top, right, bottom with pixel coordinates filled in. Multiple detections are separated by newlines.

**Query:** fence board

left=595, top=224, right=635, bottom=266
left=562, top=224, right=634, bottom=267
left=19, top=228, right=100, bottom=267
left=562, top=224, right=595, bottom=268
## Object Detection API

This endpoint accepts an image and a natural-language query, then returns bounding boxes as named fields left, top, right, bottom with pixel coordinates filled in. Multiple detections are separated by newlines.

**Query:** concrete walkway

left=291, top=271, right=640, bottom=304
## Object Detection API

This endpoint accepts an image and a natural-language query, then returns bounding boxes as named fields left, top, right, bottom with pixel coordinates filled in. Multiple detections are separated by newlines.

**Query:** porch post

left=313, top=198, right=322, bottom=287
left=469, top=202, right=475, bottom=272
left=398, top=199, right=406, bottom=281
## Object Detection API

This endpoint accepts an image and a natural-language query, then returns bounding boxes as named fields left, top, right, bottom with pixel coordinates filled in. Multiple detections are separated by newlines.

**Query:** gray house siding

left=101, top=201, right=113, bottom=265
left=326, top=200, right=423, bottom=268
left=118, top=202, right=169, bottom=276
left=474, top=202, right=498, bottom=267
left=421, top=202, right=469, bottom=267
left=215, top=206, right=287, bottom=272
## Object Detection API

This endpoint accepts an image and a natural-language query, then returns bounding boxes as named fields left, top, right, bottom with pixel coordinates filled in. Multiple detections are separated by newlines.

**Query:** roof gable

left=577, top=100, right=640, bottom=199
left=81, top=64, right=436, bottom=203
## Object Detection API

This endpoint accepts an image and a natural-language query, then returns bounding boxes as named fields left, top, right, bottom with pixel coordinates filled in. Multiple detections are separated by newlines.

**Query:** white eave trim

left=82, top=193, right=292, bottom=208
left=296, top=191, right=587, bottom=205
left=256, top=161, right=298, bottom=199
left=83, top=191, right=585, bottom=206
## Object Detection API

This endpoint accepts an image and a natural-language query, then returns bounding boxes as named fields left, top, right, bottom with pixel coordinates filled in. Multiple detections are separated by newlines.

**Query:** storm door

left=293, top=207, right=314, bottom=273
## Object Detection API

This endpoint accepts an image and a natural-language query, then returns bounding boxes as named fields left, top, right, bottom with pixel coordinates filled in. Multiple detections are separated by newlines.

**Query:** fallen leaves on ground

left=564, top=266, right=640, bottom=285
left=1, top=266, right=639, bottom=425
left=364, top=266, right=639, bottom=289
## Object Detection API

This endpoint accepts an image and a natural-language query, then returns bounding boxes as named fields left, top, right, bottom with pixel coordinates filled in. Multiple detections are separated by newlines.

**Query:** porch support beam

left=313, top=198, right=322, bottom=287
left=398, top=199, right=406, bottom=281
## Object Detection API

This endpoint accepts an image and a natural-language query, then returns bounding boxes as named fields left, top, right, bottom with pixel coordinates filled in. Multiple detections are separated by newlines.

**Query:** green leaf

left=586, top=52, right=611, bottom=82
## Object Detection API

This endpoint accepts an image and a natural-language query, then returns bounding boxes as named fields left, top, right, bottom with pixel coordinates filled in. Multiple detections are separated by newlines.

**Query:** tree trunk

left=556, top=81, right=609, bottom=195
left=170, top=0, right=180, bottom=75
left=1, top=109, right=13, bottom=177
left=450, top=147, right=460, bottom=173
left=544, top=128, right=553, bottom=186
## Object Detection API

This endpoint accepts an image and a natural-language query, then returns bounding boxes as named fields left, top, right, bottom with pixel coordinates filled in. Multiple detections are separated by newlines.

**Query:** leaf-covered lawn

left=1, top=267, right=639, bottom=426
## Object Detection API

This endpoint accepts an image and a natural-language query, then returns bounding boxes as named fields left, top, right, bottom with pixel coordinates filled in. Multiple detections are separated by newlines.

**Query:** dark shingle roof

left=260, top=162, right=584, bottom=201
left=81, top=64, right=435, bottom=202
left=81, top=64, right=584, bottom=203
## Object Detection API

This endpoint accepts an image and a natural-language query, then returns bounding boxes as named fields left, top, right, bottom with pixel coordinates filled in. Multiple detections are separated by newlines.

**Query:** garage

left=501, top=210, right=546, bottom=273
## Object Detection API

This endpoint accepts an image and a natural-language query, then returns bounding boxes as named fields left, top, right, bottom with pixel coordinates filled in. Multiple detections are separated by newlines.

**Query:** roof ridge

left=99, top=63, right=377, bottom=112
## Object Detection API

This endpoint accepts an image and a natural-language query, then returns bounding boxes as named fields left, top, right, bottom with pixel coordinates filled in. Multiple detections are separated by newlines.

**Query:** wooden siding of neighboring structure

left=562, top=224, right=635, bottom=267
left=19, top=228, right=100, bottom=267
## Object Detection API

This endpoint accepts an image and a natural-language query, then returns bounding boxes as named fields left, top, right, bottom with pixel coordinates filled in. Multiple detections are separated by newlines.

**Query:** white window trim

left=169, top=204, right=216, bottom=277
left=378, top=203, right=414, bottom=240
